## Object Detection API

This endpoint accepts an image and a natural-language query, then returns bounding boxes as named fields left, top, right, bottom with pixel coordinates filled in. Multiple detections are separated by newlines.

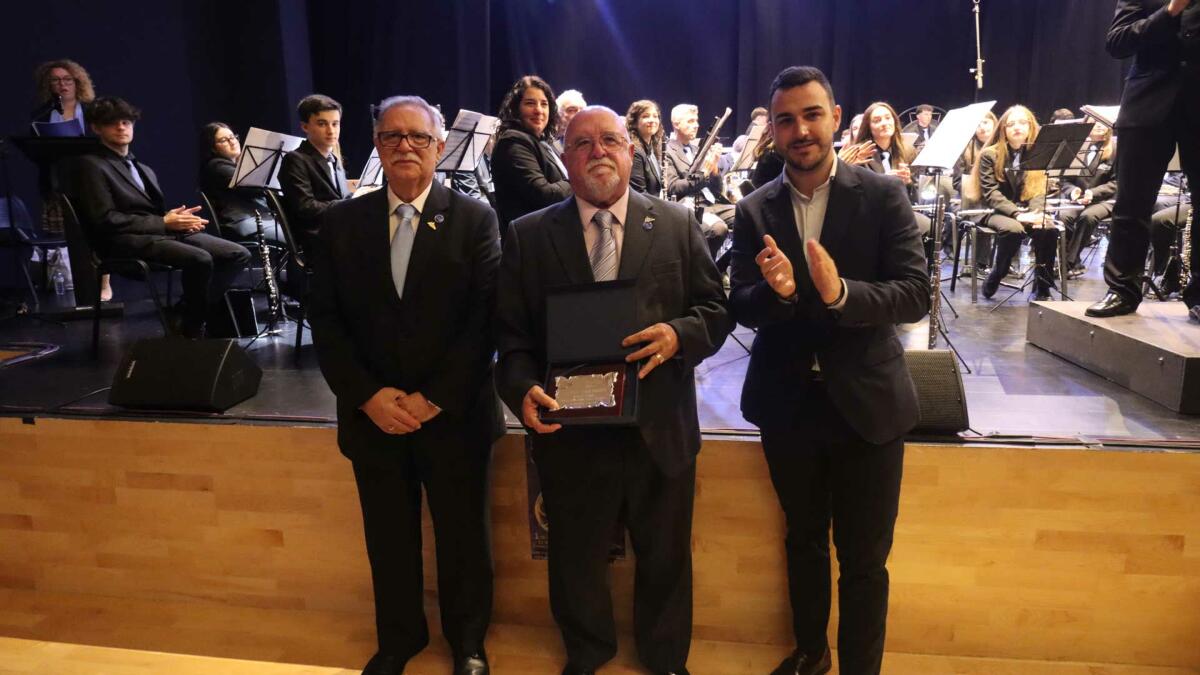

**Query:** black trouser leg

left=1032, top=228, right=1059, bottom=295
left=983, top=215, right=1024, bottom=294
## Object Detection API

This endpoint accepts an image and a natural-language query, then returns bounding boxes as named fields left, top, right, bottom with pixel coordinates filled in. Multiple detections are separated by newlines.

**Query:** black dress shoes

left=770, top=646, right=832, bottom=675
left=1085, top=291, right=1137, bottom=318
left=362, top=652, right=407, bottom=675
left=454, top=652, right=489, bottom=675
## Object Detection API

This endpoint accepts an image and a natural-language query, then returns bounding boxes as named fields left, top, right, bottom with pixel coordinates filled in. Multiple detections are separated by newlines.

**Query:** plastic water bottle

left=52, top=271, right=66, bottom=296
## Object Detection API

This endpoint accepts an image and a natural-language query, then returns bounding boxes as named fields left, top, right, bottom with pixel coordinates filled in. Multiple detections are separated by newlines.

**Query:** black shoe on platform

left=770, top=647, right=832, bottom=675
left=455, top=652, right=489, bottom=675
left=362, top=652, right=407, bottom=675
left=1085, top=292, right=1137, bottom=318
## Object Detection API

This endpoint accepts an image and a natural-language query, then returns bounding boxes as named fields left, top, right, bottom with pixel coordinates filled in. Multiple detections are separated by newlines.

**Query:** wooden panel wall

left=1, top=417, right=1197, bottom=668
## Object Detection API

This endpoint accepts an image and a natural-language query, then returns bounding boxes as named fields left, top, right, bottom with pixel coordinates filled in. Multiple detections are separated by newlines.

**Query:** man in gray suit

left=495, top=106, right=732, bottom=675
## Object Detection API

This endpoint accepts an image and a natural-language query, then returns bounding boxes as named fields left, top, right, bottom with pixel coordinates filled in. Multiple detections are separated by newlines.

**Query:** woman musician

left=626, top=99, right=664, bottom=198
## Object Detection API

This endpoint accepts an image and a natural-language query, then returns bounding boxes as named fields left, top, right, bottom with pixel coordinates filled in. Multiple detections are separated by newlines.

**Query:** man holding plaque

left=495, top=106, right=731, bottom=675
left=308, top=95, right=503, bottom=675
left=729, top=66, right=928, bottom=675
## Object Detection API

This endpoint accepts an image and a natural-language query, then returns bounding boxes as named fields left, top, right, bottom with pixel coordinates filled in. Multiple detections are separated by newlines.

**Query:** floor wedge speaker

left=109, top=337, right=262, bottom=412
left=906, top=349, right=970, bottom=435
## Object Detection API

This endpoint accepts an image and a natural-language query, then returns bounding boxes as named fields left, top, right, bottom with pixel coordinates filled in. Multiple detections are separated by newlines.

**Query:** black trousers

left=111, top=232, right=250, bottom=323
left=351, top=418, right=494, bottom=663
left=1103, top=72, right=1200, bottom=306
left=1062, top=201, right=1113, bottom=268
left=532, top=428, right=694, bottom=673
left=761, top=385, right=904, bottom=675
left=984, top=214, right=1060, bottom=295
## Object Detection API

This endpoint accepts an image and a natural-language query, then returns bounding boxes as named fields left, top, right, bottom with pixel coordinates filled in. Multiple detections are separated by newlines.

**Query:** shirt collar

left=387, top=180, right=434, bottom=216
left=576, top=187, right=631, bottom=231
left=783, top=156, right=837, bottom=202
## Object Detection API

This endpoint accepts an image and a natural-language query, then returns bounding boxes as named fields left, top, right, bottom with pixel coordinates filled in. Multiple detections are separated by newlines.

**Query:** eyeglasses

left=375, top=130, right=435, bottom=149
left=50, top=77, right=75, bottom=85
left=215, top=135, right=239, bottom=146
left=566, top=133, right=627, bottom=153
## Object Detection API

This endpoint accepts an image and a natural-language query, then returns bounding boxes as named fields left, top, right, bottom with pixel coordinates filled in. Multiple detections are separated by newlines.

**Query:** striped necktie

left=590, top=209, right=617, bottom=282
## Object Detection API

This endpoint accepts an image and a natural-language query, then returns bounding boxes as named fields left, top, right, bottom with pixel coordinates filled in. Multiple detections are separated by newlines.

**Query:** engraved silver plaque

left=553, top=371, right=619, bottom=409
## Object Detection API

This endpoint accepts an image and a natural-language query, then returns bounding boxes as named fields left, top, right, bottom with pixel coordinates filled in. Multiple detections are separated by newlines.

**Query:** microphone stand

left=970, top=0, right=985, bottom=102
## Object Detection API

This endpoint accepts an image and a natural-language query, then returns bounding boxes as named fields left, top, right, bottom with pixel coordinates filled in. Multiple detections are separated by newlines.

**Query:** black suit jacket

left=1108, top=0, right=1199, bottom=128
left=495, top=190, right=732, bottom=476
left=279, top=140, right=350, bottom=239
left=662, top=139, right=723, bottom=202
left=70, top=148, right=170, bottom=254
left=307, top=181, right=505, bottom=466
left=630, top=141, right=663, bottom=196
left=491, top=127, right=572, bottom=238
left=200, top=156, right=269, bottom=228
left=728, top=162, right=929, bottom=445
left=978, top=147, right=1047, bottom=218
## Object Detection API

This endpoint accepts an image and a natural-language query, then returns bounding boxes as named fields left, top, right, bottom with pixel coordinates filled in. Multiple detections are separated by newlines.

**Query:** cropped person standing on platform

left=70, top=97, right=250, bottom=338
left=495, top=106, right=731, bottom=675
left=729, top=66, right=928, bottom=675
left=279, top=94, right=352, bottom=248
left=491, top=75, right=573, bottom=241
left=1087, top=0, right=1200, bottom=319
left=308, top=95, right=503, bottom=675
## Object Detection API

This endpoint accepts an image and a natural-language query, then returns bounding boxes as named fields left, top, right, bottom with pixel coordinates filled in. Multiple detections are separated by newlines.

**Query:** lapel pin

left=643, top=216, right=654, bottom=231
left=427, top=213, right=444, bottom=230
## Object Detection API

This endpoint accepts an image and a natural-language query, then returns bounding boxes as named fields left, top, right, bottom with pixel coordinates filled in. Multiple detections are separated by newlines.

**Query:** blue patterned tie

left=590, top=210, right=617, bottom=282
left=391, top=204, right=418, bottom=299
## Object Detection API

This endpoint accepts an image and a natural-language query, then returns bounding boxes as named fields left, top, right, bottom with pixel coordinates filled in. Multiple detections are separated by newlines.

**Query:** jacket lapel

left=546, top=198, right=593, bottom=284
left=300, top=141, right=339, bottom=195
left=820, top=160, right=859, bottom=258
left=618, top=190, right=655, bottom=280
left=400, top=181, right=450, bottom=303
left=105, top=153, right=150, bottom=201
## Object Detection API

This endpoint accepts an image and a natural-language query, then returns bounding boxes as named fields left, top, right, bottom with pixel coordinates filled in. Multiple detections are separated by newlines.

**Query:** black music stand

left=1145, top=149, right=1187, bottom=301
left=989, top=122, right=1092, bottom=311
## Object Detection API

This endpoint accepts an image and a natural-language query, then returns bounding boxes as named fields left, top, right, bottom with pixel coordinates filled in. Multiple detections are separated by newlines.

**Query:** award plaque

left=540, top=280, right=640, bottom=426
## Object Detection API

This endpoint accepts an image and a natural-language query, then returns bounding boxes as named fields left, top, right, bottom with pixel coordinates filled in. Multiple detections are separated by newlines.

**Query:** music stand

left=436, top=109, right=500, bottom=174
left=356, top=147, right=384, bottom=194
left=731, top=120, right=765, bottom=172
left=911, top=100, right=997, bottom=372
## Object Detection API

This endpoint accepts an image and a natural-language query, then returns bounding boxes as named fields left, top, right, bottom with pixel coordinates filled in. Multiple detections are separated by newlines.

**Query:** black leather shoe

left=981, top=275, right=1000, bottom=300
left=361, top=651, right=407, bottom=675
left=455, top=652, right=489, bottom=675
left=561, top=667, right=594, bottom=675
left=769, top=647, right=832, bottom=675
left=1085, top=292, right=1137, bottom=318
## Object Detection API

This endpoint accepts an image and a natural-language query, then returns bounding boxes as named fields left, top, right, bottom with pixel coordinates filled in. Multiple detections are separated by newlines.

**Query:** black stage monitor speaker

left=109, top=337, right=263, bottom=412
left=906, top=349, right=969, bottom=435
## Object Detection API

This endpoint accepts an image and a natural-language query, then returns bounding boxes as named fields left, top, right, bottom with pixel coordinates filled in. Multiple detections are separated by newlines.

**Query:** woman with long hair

left=491, top=75, right=572, bottom=240
left=855, top=101, right=930, bottom=236
left=973, top=105, right=1056, bottom=300
left=198, top=122, right=282, bottom=244
left=955, top=110, right=998, bottom=208
left=626, top=99, right=664, bottom=197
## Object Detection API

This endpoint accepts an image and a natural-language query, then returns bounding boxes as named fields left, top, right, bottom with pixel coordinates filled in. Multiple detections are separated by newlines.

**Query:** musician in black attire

left=491, top=75, right=572, bottom=240
left=1059, top=121, right=1117, bottom=276
left=199, top=122, right=283, bottom=245
left=900, top=103, right=938, bottom=149
left=974, top=105, right=1057, bottom=301
left=855, top=102, right=930, bottom=237
left=279, top=94, right=351, bottom=247
left=626, top=99, right=664, bottom=196
left=663, top=103, right=733, bottom=263
left=1087, top=0, right=1200, bottom=319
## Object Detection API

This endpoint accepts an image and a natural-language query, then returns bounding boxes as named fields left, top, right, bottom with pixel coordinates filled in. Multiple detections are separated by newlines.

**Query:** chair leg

left=92, top=272, right=103, bottom=357
left=293, top=301, right=305, bottom=365
left=143, top=275, right=170, bottom=335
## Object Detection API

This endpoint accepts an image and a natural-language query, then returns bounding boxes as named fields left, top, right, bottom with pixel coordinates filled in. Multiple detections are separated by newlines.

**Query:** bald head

left=561, top=106, right=634, bottom=208
left=564, top=106, right=629, bottom=145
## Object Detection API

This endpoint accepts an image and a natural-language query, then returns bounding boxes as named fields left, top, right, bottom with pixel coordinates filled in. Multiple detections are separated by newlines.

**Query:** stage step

left=1026, top=301, right=1200, bottom=414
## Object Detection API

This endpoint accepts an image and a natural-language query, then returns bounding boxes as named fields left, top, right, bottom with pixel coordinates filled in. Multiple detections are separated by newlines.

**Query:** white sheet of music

left=912, top=100, right=997, bottom=172
left=230, top=127, right=305, bottom=190
left=436, top=109, right=500, bottom=173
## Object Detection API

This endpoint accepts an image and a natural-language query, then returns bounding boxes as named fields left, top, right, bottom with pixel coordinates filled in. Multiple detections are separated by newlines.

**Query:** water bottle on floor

left=53, top=270, right=66, bottom=296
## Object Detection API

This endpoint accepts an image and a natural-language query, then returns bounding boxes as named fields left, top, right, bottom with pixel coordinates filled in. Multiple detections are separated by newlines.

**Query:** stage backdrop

left=2, top=0, right=1124, bottom=286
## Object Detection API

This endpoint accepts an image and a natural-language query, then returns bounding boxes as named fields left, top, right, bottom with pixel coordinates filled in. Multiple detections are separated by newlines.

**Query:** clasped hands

left=756, top=234, right=842, bottom=305
left=521, top=322, right=680, bottom=434
left=361, top=387, right=441, bottom=435
left=164, top=205, right=208, bottom=234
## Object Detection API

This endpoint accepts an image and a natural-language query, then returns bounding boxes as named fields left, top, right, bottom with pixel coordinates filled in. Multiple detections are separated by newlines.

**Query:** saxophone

left=1181, top=205, right=1193, bottom=293
left=255, top=209, right=281, bottom=332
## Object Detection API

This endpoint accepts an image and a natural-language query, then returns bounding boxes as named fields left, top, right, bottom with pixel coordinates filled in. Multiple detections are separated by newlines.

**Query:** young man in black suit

left=1087, top=0, right=1200, bottom=319
left=71, top=97, right=250, bottom=338
left=495, top=106, right=732, bottom=675
left=307, top=96, right=503, bottom=675
left=729, top=66, right=929, bottom=675
left=279, top=94, right=352, bottom=246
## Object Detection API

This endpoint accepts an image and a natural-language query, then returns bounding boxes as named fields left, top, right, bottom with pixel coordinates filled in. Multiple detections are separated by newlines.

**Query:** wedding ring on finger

left=653, top=354, right=664, bottom=363
left=386, top=425, right=395, bottom=432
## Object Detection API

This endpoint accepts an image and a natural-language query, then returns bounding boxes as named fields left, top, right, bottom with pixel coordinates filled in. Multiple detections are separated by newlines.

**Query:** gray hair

left=671, top=103, right=698, bottom=127
left=373, top=95, right=445, bottom=134
left=556, top=89, right=586, bottom=109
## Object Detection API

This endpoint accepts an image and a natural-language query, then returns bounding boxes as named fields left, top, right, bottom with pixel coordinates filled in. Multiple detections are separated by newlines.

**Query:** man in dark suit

left=495, top=106, right=732, bottom=675
left=900, top=103, right=939, bottom=149
left=663, top=103, right=734, bottom=262
left=1087, top=0, right=1200, bottom=319
left=729, top=66, right=929, bottom=675
left=279, top=94, right=353, bottom=246
left=307, top=95, right=503, bottom=675
left=71, top=97, right=250, bottom=338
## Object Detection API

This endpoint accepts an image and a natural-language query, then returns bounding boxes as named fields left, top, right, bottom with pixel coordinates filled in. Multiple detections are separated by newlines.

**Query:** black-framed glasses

left=50, top=77, right=75, bottom=85
left=376, top=130, right=435, bottom=149
left=215, top=134, right=240, bottom=146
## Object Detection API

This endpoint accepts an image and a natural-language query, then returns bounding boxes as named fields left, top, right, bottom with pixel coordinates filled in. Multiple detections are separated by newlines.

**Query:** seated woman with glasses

left=198, top=122, right=283, bottom=245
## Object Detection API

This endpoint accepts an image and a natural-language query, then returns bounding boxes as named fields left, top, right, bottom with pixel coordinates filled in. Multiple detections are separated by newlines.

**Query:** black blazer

left=630, top=140, right=663, bottom=196
left=200, top=156, right=269, bottom=229
left=728, top=162, right=929, bottom=445
left=864, top=145, right=919, bottom=202
left=307, top=181, right=505, bottom=466
left=278, top=140, right=350, bottom=239
left=978, top=147, right=1046, bottom=218
left=495, top=190, right=733, bottom=477
left=1060, top=144, right=1118, bottom=201
left=69, top=148, right=169, bottom=254
left=1108, top=0, right=1199, bottom=128
left=662, top=138, right=723, bottom=201
left=491, top=127, right=572, bottom=239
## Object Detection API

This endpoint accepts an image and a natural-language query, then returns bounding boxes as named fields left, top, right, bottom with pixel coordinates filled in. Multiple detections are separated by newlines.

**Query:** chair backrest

left=57, top=194, right=101, bottom=303
left=0, top=196, right=34, bottom=232
left=198, top=190, right=223, bottom=238
left=263, top=189, right=305, bottom=271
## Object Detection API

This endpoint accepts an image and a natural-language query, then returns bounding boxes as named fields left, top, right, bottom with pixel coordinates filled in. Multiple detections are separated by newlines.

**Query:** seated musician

left=199, top=122, right=283, bottom=245
left=626, top=99, right=665, bottom=197
left=1148, top=203, right=1192, bottom=293
left=1059, top=119, right=1117, bottom=277
left=733, top=106, right=768, bottom=155
left=663, top=103, right=733, bottom=257
left=278, top=94, right=353, bottom=249
left=553, top=88, right=586, bottom=152
left=901, top=103, right=938, bottom=148
left=974, top=105, right=1058, bottom=301
left=854, top=101, right=931, bottom=236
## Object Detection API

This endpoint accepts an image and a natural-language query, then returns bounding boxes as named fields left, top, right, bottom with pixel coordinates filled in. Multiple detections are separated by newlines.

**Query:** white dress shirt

left=387, top=181, right=434, bottom=241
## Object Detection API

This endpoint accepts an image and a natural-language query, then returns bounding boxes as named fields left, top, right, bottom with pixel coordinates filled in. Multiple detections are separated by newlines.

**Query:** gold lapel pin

left=427, top=214, right=444, bottom=230
left=643, top=216, right=655, bottom=231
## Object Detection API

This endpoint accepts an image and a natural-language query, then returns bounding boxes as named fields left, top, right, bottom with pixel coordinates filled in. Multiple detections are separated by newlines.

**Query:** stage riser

left=1, top=418, right=1198, bottom=669
left=1026, top=302, right=1200, bottom=414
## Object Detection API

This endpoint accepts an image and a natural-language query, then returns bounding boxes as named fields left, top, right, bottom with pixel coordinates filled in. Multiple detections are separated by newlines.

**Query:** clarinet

left=255, top=209, right=281, bottom=331
left=1181, top=205, right=1193, bottom=293
left=928, top=187, right=947, bottom=349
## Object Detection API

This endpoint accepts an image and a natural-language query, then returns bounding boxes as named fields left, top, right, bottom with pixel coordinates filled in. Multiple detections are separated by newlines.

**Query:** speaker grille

left=906, top=349, right=969, bottom=434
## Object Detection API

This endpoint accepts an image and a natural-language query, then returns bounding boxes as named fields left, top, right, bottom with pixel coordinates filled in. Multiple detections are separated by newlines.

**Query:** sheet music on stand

left=31, top=118, right=84, bottom=137
left=358, top=148, right=383, bottom=187
left=230, top=127, right=304, bottom=190
left=436, top=109, right=500, bottom=173
left=912, top=100, right=997, bottom=171
left=730, top=120, right=766, bottom=172
left=1079, top=104, right=1120, bottom=129
left=1020, top=122, right=1094, bottom=179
